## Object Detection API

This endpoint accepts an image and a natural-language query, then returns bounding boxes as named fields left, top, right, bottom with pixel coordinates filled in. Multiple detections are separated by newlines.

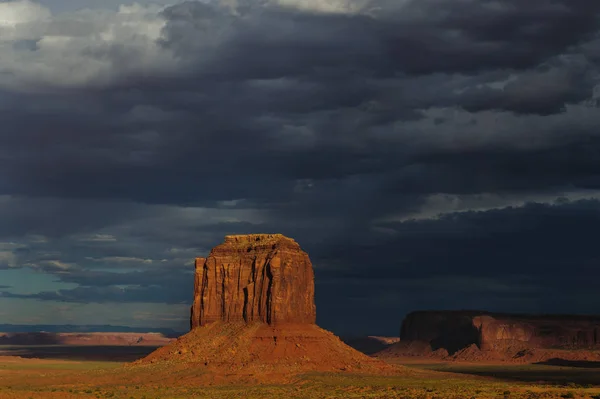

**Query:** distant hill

left=0, top=324, right=183, bottom=338
left=340, top=336, right=400, bottom=355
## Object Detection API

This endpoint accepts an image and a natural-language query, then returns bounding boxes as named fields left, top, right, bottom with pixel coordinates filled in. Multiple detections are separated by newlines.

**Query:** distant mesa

left=138, top=234, right=396, bottom=380
left=341, top=336, right=400, bottom=355
left=0, top=332, right=173, bottom=346
left=378, top=310, right=600, bottom=363
left=0, top=324, right=181, bottom=336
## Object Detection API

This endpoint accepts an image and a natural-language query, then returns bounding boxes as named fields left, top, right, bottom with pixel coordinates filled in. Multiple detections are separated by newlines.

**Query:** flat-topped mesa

left=399, top=310, right=600, bottom=354
left=191, top=234, right=316, bottom=329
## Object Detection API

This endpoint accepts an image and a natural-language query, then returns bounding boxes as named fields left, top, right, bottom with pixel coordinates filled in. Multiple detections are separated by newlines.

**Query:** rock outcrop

left=190, top=234, right=316, bottom=328
left=138, top=234, right=398, bottom=381
left=379, top=310, right=600, bottom=362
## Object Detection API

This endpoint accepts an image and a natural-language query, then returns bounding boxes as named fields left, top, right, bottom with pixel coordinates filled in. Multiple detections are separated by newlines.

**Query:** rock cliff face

left=190, top=234, right=316, bottom=328
left=399, top=311, right=600, bottom=354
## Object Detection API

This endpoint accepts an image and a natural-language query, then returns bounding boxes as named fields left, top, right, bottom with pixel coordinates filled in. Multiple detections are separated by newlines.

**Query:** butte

left=137, top=234, right=395, bottom=381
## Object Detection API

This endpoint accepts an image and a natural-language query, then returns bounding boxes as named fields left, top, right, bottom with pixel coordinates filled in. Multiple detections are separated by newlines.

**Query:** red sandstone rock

left=190, top=234, right=316, bottom=328
left=139, top=234, right=399, bottom=380
left=139, top=322, right=397, bottom=379
left=473, top=313, right=600, bottom=351
left=380, top=310, right=600, bottom=362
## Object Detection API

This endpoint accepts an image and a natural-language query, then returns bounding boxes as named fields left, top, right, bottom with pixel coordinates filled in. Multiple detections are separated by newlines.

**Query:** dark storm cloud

left=3, top=0, right=600, bottom=205
left=0, top=196, right=153, bottom=239
left=369, top=145, right=600, bottom=200
left=53, top=268, right=192, bottom=288
left=312, top=199, right=600, bottom=334
left=458, top=62, right=597, bottom=115
left=162, top=0, right=600, bottom=78
left=2, top=0, right=600, bottom=334
left=382, top=0, right=600, bottom=75
left=318, top=199, right=600, bottom=281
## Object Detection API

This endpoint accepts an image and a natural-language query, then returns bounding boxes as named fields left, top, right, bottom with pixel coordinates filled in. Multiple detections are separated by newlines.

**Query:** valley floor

left=2, top=349, right=600, bottom=398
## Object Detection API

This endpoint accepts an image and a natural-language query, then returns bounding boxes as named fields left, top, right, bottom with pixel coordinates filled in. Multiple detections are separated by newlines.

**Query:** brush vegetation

left=2, top=357, right=600, bottom=399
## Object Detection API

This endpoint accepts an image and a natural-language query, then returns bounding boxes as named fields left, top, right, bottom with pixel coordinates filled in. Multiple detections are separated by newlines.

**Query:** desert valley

left=2, top=234, right=600, bottom=398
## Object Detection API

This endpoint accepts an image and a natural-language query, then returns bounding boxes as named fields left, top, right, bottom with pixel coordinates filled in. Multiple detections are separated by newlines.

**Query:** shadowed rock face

left=400, top=311, right=600, bottom=354
left=190, top=234, right=316, bottom=328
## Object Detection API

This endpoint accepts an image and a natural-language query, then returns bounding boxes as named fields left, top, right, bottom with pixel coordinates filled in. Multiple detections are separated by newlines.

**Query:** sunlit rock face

left=190, top=234, right=316, bottom=329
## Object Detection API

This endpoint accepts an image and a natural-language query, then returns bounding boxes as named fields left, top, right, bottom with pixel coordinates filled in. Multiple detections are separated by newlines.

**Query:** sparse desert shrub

left=567, top=382, right=584, bottom=389
left=525, top=391, right=542, bottom=399
left=561, top=392, right=575, bottom=399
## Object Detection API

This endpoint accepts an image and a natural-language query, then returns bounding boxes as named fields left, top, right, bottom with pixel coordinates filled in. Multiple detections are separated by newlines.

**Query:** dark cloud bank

left=2, top=0, right=600, bottom=335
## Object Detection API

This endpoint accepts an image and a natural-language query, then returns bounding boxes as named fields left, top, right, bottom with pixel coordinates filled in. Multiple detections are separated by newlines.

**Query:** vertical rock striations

left=190, top=234, right=316, bottom=328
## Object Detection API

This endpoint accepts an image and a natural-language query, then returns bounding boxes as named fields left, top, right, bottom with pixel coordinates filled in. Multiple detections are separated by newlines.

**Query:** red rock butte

left=191, top=234, right=316, bottom=328
left=137, top=234, right=398, bottom=381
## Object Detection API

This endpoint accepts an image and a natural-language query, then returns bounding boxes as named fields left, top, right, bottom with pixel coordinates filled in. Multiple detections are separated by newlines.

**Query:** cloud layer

left=1, top=0, right=600, bottom=334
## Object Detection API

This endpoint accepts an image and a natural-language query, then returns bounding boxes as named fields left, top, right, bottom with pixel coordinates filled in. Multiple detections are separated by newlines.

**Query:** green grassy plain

left=2, top=356, right=600, bottom=398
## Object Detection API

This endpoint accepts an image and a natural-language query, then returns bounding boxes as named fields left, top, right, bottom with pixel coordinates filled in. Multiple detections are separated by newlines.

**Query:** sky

left=1, top=0, right=600, bottom=336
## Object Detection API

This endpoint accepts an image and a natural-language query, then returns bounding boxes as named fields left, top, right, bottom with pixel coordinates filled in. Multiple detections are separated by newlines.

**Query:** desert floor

left=2, top=346, right=600, bottom=398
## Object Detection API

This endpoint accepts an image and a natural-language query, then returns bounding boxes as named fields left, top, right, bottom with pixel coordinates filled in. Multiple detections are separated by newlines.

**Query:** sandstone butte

left=190, top=234, right=316, bottom=327
left=378, top=310, right=600, bottom=363
left=137, top=234, right=398, bottom=382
